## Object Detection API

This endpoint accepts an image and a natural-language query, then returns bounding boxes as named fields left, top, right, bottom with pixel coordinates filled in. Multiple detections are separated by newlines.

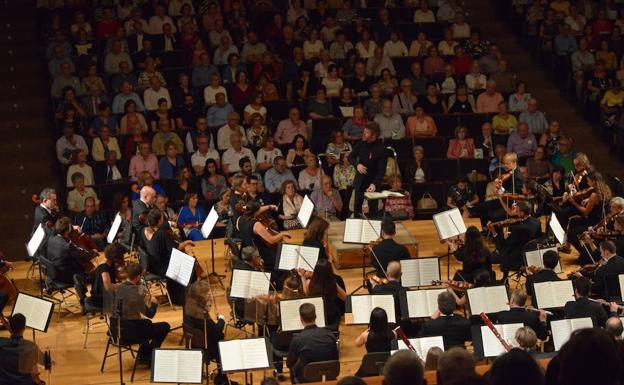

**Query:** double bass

left=0, top=257, right=17, bottom=308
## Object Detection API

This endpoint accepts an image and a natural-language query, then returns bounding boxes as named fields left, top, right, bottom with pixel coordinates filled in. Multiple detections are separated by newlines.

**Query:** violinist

left=487, top=201, right=541, bottom=280
left=183, top=279, right=229, bottom=385
left=177, top=193, right=208, bottom=241
left=231, top=246, right=264, bottom=321
left=141, top=209, right=194, bottom=305
left=131, top=185, right=155, bottom=236
left=32, top=187, right=58, bottom=234
left=447, top=226, right=493, bottom=284
left=581, top=214, right=624, bottom=258
left=544, top=166, right=566, bottom=200
left=563, top=276, right=615, bottom=327
left=495, top=290, right=548, bottom=340
left=525, top=250, right=561, bottom=298
left=418, top=291, right=471, bottom=349
left=113, top=263, right=171, bottom=367
left=570, top=153, right=592, bottom=190
left=301, top=258, right=346, bottom=331
left=47, top=217, right=96, bottom=285
left=570, top=241, right=624, bottom=300
left=0, top=313, right=45, bottom=385
left=371, top=219, right=411, bottom=277
left=72, top=197, right=107, bottom=251
left=354, top=307, right=396, bottom=377
left=236, top=201, right=289, bottom=272
left=563, top=172, right=612, bottom=262
left=302, top=216, right=331, bottom=261
left=90, top=243, right=126, bottom=309
left=369, top=261, right=406, bottom=321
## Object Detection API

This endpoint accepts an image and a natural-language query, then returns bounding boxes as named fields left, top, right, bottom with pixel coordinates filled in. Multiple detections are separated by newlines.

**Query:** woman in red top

left=228, top=71, right=254, bottom=105
left=95, top=8, right=119, bottom=40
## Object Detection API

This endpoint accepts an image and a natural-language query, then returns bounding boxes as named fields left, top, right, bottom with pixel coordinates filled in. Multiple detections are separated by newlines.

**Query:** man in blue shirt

left=206, top=93, right=234, bottom=128
left=191, top=53, right=219, bottom=90
left=264, top=156, right=297, bottom=193
left=554, top=24, right=579, bottom=57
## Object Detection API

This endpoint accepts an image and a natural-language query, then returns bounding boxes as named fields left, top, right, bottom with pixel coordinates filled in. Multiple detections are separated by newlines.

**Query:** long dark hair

left=308, top=259, right=337, bottom=299
left=369, top=307, right=393, bottom=340
left=462, top=226, right=488, bottom=266
left=304, top=216, right=329, bottom=244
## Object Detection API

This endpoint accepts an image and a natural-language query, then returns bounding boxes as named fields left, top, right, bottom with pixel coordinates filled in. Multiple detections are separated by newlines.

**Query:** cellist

left=46, top=217, right=96, bottom=286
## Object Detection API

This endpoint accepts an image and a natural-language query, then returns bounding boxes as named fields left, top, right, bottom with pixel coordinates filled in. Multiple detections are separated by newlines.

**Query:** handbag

left=416, top=192, right=438, bottom=210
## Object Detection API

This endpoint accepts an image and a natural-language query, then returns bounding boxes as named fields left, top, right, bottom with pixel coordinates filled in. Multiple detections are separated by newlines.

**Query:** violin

left=574, top=169, right=588, bottom=187
left=67, top=230, right=98, bottom=273
left=524, top=265, right=543, bottom=275
left=591, top=212, right=620, bottom=234
left=0, top=259, right=18, bottom=306
left=490, top=217, right=522, bottom=228
left=499, top=193, right=535, bottom=201
left=554, top=187, right=595, bottom=203
left=431, top=279, right=474, bottom=291
left=567, top=258, right=605, bottom=278
left=366, top=271, right=388, bottom=285
left=580, top=230, right=622, bottom=241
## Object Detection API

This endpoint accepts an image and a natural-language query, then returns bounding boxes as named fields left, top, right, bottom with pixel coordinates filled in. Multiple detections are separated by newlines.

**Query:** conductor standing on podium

left=349, top=122, right=388, bottom=218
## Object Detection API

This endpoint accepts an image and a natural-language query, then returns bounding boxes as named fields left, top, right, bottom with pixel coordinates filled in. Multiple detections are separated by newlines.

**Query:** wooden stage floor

left=1, top=218, right=578, bottom=385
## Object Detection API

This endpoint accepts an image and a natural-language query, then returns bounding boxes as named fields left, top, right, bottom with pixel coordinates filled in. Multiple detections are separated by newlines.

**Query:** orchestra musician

left=348, top=122, right=388, bottom=217
left=33, top=187, right=59, bottom=234
left=487, top=201, right=541, bottom=280
left=301, top=258, right=346, bottom=331
left=286, top=303, right=339, bottom=384
left=72, top=196, right=108, bottom=251
left=563, top=276, right=616, bottom=327
left=183, top=279, right=229, bottom=385
left=140, top=209, right=194, bottom=305
left=131, top=186, right=156, bottom=236
left=525, top=250, right=561, bottom=298
left=0, top=313, right=44, bottom=385
left=564, top=172, right=612, bottom=264
left=495, top=290, right=548, bottom=340
left=580, top=214, right=624, bottom=258
left=177, top=192, right=208, bottom=241
left=418, top=291, right=471, bottom=349
left=302, top=216, right=332, bottom=261
left=231, top=246, right=264, bottom=322
left=0, top=258, right=14, bottom=315
left=354, top=307, right=396, bottom=377
left=370, top=219, right=411, bottom=277
left=46, top=217, right=96, bottom=285
left=447, top=226, right=494, bottom=284
left=236, top=201, right=289, bottom=272
left=570, top=240, right=624, bottom=300
left=90, top=243, right=126, bottom=309
left=446, top=177, right=479, bottom=220
left=112, top=263, right=171, bottom=367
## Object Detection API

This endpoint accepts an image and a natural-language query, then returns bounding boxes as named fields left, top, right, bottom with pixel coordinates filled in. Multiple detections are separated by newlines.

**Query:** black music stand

left=201, top=207, right=226, bottom=289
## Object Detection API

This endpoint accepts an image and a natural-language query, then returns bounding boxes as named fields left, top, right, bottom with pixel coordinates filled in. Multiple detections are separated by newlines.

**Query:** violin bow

left=361, top=213, right=390, bottom=280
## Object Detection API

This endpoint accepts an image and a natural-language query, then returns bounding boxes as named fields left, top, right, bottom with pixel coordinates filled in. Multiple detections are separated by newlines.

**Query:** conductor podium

left=327, top=221, right=419, bottom=269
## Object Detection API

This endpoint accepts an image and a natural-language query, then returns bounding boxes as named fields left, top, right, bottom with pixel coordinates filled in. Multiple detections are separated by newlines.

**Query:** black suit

left=153, top=34, right=180, bottom=52
left=287, top=325, right=338, bottom=383
left=371, top=239, right=411, bottom=276
left=495, top=307, right=548, bottom=340
left=127, top=33, right=152, bottom=54
left=33, top=205, right=58, bottom=235
left=372, top=280, right=405, bottom=320
left=348, top=139, right=387, bottom=217
left=419, top=314, right=471, bottom=349
left=94, top=161, right=126, bottom=185
left=46, top=235, right=92, bottom=284
left=564, top=297, right=611, bottom=327
left=592, top=255, right=624, bottom=299
left=526, top=269, right=561, bottom=298
left=131, top=199, right=150, bottom=238
left=493, top=216, right=542, bottom=272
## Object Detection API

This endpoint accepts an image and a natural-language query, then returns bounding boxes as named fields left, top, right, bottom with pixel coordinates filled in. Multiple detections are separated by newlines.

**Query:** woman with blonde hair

left=514, top=326, right=538, bottom=352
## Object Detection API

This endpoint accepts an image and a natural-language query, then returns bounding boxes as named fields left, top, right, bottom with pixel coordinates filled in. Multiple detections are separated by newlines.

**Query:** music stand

left=297, top=195, right=314, bottom=228
left=201, top=207, right=226, bottom=288
left=107, top=213, right=122, bottom=244
left=342, top=217, right=382, bottom=294
left=26, top=224, right=46, bottom=296
left=432, top=208, right=467, bottom=278
left=151, top=348, right=203, bottom=384
left=549, top=214, right=567, bottom=245
left=219, top=337, right=273, bottom=385
left=11, top=292, right=55, bottom=343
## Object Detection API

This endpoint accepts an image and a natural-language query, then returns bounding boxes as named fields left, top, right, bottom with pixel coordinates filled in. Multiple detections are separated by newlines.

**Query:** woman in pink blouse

left=406, top=106, right=438, bottom=137
left=423, top=46, right=445, bottom=76
left=447, top=125, right=475, bottom=159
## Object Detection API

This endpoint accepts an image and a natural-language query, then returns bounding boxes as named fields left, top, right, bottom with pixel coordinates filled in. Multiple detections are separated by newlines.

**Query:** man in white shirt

left=392, top=79, right=418, bottom=114
left=191, top=134, right=220, bottom=176
left=143, top=77, right=172, bottom=111
left=104, top=39, right=133, bottom=75
left=366, top=47, right=396, bottom=77
left=148, top=4, right=176, bottom=35
left=217, top=111, right=247, bottom=150
left=222, top=133, right=256, bottom=175
left=240, top=31, right=268, bottom=64
left=374, top=99, right=406, bottom=140
left=56, top=125, right=88, bottom=165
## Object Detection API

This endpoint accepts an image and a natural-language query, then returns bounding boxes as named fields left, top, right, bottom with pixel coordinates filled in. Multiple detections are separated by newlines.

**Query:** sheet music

left=468, top=286, right=509, bottom=314
left=297, top=195, right=314, bottom=228
left=395, top=336, right=445, bottom=358
left=549, top=214, right=566, bottom=244
left=343, top=219, right=364, bottom=243
left=279, top=297, right=326, bottom=331
left=201, top=207, right=220, bottom=238
left=349, top=295, right=396, bottom=324
left=361, top=220, right=382, bottom=243
left=619, top=275, right=624, bottom=298
left=524, top=247, right=562, bottom=273
left=406, top=289, right=445, bottom=318
left=12, top=293, right=54, bottom=332
left=166, top=248, right=196, bottom=287
left=400, top=259, right=440, bottom=287
left=219, top=338, right=270, bottom=372
left=551, top=318, right=593, bottom=351
left=229, top=270, right=271, bottom=299
left=432, top=208, right=466, bottom=240
left=27, top=224, right=45, bottom=257
left=278, top=244, right=319, bottom=272
left=534, top=281, right=574, bottom=309
left=372, top=295, right=396, bottom=323
left=107, top=213, right=122, bottom=244
left=152, top=349, right=203, bottom=383
left=481, top=323, right=523, bottom=357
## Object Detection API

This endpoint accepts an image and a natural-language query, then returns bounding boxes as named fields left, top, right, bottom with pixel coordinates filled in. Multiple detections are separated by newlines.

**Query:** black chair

left=39, top=255, right=76, bottom=320
left=271, top=330, right=294, bottom=372
left=359, top=352, right=390, bottom=377
left=100, top=317, right=144, bottom=382
left=74, top=274, right=106, bottom=348
left=136, top=247, right=174, bottom=310
left=303, top=360, right=340, bottom=382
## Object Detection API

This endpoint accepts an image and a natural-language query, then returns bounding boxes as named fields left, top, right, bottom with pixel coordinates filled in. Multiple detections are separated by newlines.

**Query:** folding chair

left=136, top=248, right=174, bottom=310
left=302, top=360, right=340, bottom=382
left=39, top=256, right=77, bottom=320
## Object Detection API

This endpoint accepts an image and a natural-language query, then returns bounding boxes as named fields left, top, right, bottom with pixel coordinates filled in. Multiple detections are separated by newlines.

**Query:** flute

left=523, top=306, right=553, bottom=316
